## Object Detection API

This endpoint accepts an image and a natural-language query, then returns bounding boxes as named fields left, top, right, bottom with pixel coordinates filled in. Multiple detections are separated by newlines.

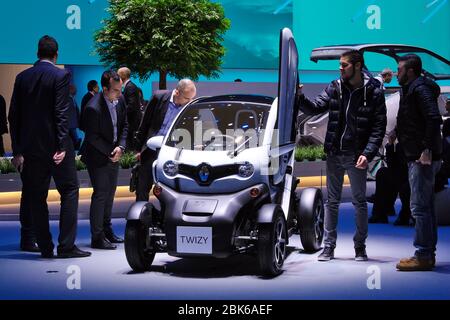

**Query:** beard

left=341, top=66, right=356, bottom=83
left=397, top=73, right=409, bottom=86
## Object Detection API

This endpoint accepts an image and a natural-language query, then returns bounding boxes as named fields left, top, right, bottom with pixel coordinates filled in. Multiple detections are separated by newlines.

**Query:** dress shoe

left=20, top=241, right=40, bottom=253
left=57, top=246, right=92, bottom=258
left=105, top=233, right=124, bottom=244
left=91, top=238, right=117, bottom=250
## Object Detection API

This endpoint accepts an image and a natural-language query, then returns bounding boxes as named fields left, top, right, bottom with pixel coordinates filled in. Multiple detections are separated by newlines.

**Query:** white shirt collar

left=170, top=89, right=176, bottom=104
left=103, top=93, right=117, bottom=107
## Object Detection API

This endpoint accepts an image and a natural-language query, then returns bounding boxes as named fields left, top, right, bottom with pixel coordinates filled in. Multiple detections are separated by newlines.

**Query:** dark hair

left=341, top=50, right=364, bottom=68
left=398, top=54, right=422, bottom=77
left=37, top=35, right=58, bottom=59
left=87, top=80, right=98, bottom=91
left=101, top=70, right=121, bottom=90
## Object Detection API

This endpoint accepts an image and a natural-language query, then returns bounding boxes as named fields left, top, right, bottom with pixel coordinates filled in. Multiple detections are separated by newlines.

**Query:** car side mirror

left=147, top=136, right=164, bottom=151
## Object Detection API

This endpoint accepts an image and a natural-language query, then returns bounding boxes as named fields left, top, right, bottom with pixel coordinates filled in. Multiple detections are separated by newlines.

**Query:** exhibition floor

left=0, top=200, right=449, bottom=300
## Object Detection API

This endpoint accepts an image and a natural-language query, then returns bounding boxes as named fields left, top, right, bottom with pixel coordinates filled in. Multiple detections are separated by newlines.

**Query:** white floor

left=0, top=202, right=449, bottom=300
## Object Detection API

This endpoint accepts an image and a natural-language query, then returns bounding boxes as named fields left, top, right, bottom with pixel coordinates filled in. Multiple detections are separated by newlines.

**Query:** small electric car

left=124, top=28, right=324, bottom=277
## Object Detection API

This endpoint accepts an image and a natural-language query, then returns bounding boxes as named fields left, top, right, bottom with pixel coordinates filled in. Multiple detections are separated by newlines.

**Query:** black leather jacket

left=296, top=73, right=387, bottom=162
left=396, top=76, right=443, bottom=161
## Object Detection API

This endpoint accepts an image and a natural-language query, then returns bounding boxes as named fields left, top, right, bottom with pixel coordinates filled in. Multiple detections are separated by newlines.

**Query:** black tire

left=257, top=209, right=287, bottom=277
left=125, top=220, right=155, bottom=272
left=298, top=188, right=324, bottom=252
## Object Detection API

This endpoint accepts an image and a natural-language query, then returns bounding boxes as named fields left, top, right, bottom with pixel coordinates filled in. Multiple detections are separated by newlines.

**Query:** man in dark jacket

left=8, top=35, right=90, bottom=258
left=118, top=67, right=141, bottom=151
left=296, top=50, right=387, bottom=262
left=134, top=79, right=196, bottom=201
left=368, top=136, right=412, bottom=225
left=395, top=54, right=443, bottom=271
left=80, top=80, right=99, bottom=125
left=80, top=70, right=128, bottom=250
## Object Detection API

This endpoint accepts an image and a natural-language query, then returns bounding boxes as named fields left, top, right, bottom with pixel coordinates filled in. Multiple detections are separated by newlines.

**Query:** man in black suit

left=135, top=79, right=196, bottom=201
left=118, top=67, right=141, bottom=151
left=80, top=80, right=99, bottom=127
left=8, top=35, right=90, bottom=258
left=80, top=70, right=128, bottom=250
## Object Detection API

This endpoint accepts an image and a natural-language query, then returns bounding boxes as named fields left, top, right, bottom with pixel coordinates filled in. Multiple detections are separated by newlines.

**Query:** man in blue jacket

left=296, top=50, right=387, bottom=261
left=395, top=54, right=443, bottom=271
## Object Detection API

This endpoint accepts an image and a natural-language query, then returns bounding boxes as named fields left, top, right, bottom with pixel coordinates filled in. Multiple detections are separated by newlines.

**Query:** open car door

left=273, top=27, right=299, bottom=186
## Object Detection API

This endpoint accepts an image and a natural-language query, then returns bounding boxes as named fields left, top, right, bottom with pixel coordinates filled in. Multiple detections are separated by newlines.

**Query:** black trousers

left=125, top=110, right=141, bottom=152
left=135, top=151, right=157, bottom=202
left=87, top=161, right=119, bottom=240
left=21, top=142, right=79, bottom=253
left=19, top=170, right=35, bottom=243
left=371, top=167, right=411, bottom=220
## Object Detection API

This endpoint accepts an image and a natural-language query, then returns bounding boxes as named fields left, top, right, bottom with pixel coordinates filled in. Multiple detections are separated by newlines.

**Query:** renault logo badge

left=198, top=164, right=210, bottom=183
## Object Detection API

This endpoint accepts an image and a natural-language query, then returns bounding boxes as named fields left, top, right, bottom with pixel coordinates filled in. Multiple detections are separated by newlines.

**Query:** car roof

left=193, top=94, right=275, bottom=105
left=310, top=44, right=450, bottom=80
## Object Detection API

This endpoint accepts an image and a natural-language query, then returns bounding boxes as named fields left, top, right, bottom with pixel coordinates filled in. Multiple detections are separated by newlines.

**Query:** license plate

left=176, top=226, right=212, bottom=254
left=183, top=199, right=218, bottom=214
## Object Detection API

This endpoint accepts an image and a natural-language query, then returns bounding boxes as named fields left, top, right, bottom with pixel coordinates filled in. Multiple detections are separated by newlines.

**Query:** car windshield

left=166, top=101, right=270, bottom=151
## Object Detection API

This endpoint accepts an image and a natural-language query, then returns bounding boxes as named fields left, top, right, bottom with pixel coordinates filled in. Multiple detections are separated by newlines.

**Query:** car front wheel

left=257, top=209, right=287, bottom=277
left=125, top=220, right=155, bottom=272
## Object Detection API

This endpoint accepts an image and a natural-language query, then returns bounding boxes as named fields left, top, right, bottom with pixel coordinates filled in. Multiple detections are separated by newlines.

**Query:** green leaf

left=94, top=0, right=230, bottom=88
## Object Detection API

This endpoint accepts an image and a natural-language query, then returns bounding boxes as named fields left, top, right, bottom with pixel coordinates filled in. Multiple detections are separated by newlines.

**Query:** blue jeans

left=408, top=161, right=441, bottom=259
left=324, top=154, right=368, bottom=249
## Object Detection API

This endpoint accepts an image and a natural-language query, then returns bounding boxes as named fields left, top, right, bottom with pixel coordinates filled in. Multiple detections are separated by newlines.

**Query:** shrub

left=119, top=151, right=138, bottom=169
left=0, top=158, right=17, bottom=174
left=295, top=145, right=325, bottom=162
left=75, top=156, right=87, bottom=171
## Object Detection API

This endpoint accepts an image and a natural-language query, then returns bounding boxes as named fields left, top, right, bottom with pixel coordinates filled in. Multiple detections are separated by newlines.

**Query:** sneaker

left=318, top=247, right=334, bottom=261
left=355, top=247, right=368, bottom=261
left=396, top=256, right=433, bottom=271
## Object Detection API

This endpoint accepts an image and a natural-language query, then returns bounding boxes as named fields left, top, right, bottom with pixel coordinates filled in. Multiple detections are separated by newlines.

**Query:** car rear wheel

left=125, top=220, right=155, bottom=272
left=298, top=188, right=324, bottom=252
left=257, top=209, right=287, bottom=277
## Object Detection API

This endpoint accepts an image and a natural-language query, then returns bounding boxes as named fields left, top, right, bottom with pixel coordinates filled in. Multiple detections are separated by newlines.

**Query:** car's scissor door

left=273, top=27, right=299, bottom=185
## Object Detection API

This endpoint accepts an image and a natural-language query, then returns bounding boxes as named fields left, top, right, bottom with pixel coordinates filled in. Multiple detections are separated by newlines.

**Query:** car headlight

left=163, top=161, right=178, bottom=177
left=238, top=162, right=254, bottom=178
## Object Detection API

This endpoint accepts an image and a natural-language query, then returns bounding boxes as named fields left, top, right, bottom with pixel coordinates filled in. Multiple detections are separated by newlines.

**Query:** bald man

left=134, top=79, right=196, bottom=201
left=118, top=67, right=141, bottom=151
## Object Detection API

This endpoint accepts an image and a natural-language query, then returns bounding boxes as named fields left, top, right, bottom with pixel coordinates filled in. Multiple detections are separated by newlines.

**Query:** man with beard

left=296, top=50, right=386, bottom=261
left=395, top=54, right=443, bottom=271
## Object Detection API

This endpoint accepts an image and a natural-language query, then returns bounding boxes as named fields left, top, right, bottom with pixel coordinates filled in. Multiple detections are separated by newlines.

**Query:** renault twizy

left=124, top=28, right=324, bottom=276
